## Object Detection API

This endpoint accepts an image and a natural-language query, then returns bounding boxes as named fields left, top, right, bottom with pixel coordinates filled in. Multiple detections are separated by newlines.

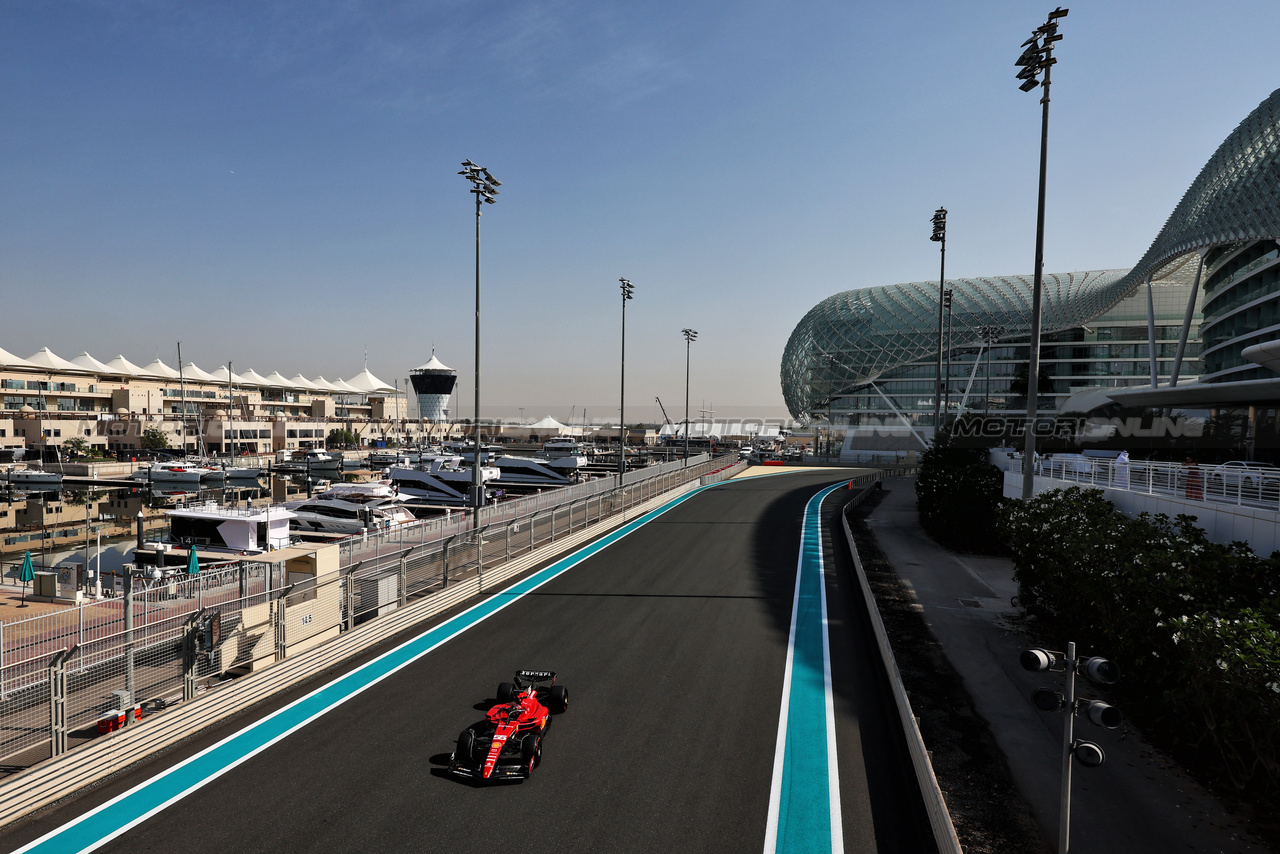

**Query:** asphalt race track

left=2, top=470, right=931, bottom=854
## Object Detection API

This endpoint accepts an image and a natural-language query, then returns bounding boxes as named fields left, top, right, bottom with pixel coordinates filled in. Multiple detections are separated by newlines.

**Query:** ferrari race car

left=449, top=670, right=569, bottom=781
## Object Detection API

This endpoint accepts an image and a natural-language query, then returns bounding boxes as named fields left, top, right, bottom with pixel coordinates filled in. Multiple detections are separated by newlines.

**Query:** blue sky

left=2, top=1, right=1278, bottom=423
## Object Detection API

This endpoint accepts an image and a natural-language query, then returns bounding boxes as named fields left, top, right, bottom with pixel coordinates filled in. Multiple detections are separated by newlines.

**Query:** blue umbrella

left=186, top=548, right=200, bottom=576
left=18, top=550, right=34, bottom=607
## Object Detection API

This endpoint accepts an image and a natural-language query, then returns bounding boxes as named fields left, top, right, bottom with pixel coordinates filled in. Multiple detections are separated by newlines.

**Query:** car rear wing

left=514, top=669, right=556, bottom=687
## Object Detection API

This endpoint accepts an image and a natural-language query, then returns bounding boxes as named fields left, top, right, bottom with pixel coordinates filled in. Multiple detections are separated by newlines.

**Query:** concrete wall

left=1003, top=471, right=1280, bottom=556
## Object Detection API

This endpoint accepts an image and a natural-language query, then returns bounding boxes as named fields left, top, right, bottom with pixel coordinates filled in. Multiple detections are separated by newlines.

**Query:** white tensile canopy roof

left=311, top=376, right=341, bottom=392
left=343, top=368, right=396, bottom=394
left=412, top=353, right=453, bottom=372
left=139, top=358, right=181, bottom=379
left=25, top=347, right=81, bottom=372
left=529, top=416, right=568, bottom=429
left=181, top=362, right=221, bottom=383
left=237, top=368, right=271, bottom=386
left=330, top=377, right=363, bottom=394
left=262, top=371, right=293, bottom=388
left=287, top=374, right=321, bottom=391
left=208, top=366, right=254, bottom=385
left=70, top=352, right=113, bottom=373
left=0, top=347, right=35, bottom=369
left=103, top=355, right=148, bottom=376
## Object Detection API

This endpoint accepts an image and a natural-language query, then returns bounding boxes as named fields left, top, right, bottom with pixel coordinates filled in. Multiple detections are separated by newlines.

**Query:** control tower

left=409, top=351, right=456, bottom=421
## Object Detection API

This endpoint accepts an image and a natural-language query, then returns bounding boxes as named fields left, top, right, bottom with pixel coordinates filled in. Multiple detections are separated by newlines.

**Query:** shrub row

left=997, top=486, right=1280, bottom=796
left=914, top=442, right=1004, bottom=553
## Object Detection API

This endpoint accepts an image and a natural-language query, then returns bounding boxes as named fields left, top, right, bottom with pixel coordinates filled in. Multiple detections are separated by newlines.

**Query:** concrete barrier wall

left=840, top=497, right=962, bottom=854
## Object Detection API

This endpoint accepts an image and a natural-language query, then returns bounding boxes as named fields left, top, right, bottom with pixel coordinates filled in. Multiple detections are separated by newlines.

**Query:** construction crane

left=655, top=397, right=673, bottom=428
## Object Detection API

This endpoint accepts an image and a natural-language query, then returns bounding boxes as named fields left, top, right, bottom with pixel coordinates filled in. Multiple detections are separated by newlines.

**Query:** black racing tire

left=520, top=732, right=541, bottom=766
left=456, top=729, right=475, bottom=763
left=549, top=685, right=568, bottom=713
left=496, top=681, right=515, bottom=703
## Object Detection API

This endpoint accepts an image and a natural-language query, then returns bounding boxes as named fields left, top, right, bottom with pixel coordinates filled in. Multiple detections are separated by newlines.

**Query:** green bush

left=915, top=436, right=1005, bottom=552
left=998, top=486, right=1280, bottom=797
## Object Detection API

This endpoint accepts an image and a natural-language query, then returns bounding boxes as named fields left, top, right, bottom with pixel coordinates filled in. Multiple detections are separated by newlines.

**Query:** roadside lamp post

left=1016, top=6, right=1068, bottom=499
left=618, top=278, right=634, bottom=483
left=458, top=159, right=501, bottom=529
left=943, top=288, right=954, bottom=421
left=682, top=328, right=698, bottom=466
left=1022, top=642, right=1121, bottom=853
left=931, top=207, right=947, bottom=437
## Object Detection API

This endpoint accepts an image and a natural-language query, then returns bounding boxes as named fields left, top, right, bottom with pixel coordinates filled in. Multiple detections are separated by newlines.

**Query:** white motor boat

left=2, top=467, right=63, bottom=487
left=164, top=501, right=296, bottom=553
left=488, top=454, right=587, bottom=487
left=275, top=449, right=343, bottom=472
left=130, top=460, right=221, bottom=483
left=283, top=498, right=415, bottom=535
left=542, top=438, right=589, bottom=459
left=388, top=460, right=499, bottom=506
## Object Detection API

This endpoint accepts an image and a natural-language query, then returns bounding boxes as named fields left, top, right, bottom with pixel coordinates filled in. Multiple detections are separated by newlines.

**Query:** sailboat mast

left=177, top=342, right=188, bottom=455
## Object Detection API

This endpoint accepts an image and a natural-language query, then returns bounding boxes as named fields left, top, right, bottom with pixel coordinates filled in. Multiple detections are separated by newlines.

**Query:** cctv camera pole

left=1058, top=641, right=1077, bottom=854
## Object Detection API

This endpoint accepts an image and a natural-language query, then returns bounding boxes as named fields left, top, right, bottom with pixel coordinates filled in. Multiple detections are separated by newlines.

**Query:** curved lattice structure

left=782, top=87, right=1280, bottom=419
left=1119, top=87, right=1280, bottom=289
left=781, top=270, right=1128, bottom=417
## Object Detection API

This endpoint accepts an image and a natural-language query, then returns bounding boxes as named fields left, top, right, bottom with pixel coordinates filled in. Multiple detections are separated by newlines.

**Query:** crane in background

left=655, top=397, right=673, bottom=428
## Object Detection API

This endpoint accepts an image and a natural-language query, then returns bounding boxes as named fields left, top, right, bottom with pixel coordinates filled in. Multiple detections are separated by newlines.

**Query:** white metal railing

left=1008, top=455, right=1280, bottom=510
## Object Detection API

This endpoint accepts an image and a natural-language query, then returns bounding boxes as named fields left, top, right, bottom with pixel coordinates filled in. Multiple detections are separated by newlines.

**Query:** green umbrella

left=18, top=550, right=34, bottom=607
left=186, top=548, right=200, bottom=576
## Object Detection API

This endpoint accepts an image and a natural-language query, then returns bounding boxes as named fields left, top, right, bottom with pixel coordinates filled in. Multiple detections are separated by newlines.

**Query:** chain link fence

left=0, top=453, right=730, bottom=775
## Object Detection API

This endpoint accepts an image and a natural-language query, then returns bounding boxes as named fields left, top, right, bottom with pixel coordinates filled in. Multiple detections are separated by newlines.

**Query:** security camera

left=1082, top=699, right=1123, bottom=729
left=1080, top=657, right=1121, bottom=684
left=1073, top=740, right=1104, bottom=767
left=1021, top=648, right=1060, bottom=672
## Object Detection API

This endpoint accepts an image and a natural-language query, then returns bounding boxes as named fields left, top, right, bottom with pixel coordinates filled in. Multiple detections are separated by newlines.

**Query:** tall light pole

left=618, top=278, right=634, bottom=481
left=931, top=207, right=947, bottom=438
left=979, top=325, right=1005, bottom=415
left=682, top=328, right=698, bottom=466
left=943, top=287, right=954, bottom=420
left=1017, top=7, right=1068, bottom=500
left=459, top=159, right=501, bottom=528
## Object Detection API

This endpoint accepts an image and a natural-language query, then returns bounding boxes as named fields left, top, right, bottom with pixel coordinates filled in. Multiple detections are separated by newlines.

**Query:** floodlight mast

left=682, top=328, right=698, bottom=466
left=1017, top=7, right=1067, bottom=501
left=459, top=160, right=501, bottom=529
left=931, top=207, right=947, bottom=435
left=618, top=278, right=634, bottom=482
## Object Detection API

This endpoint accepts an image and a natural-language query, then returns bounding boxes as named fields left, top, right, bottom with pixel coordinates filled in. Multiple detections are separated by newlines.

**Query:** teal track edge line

left=767, top=480, right=847, bottom=854
left=14, top=484, right=714, bottom=854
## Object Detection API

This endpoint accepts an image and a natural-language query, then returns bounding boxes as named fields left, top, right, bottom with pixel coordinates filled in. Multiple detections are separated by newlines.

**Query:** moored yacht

left=129, top=460, right=222, bottom=483
left=387, top=459, right=499, bottom=507
left=282, top=486, right=415, bottom=535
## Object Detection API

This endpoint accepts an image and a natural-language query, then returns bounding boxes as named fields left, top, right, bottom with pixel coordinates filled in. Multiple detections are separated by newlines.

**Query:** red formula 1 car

left=449, top=670, right=569, bottom=781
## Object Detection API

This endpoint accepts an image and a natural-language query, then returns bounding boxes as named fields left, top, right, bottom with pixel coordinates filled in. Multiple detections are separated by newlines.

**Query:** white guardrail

left=1008, top=454, right=1280, bottom=511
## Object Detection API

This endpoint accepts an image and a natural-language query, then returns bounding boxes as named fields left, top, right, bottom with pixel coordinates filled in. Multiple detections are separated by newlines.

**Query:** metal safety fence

left=0, top=453, right=728, bottom=774
left=1007, top=454, right=1280, bottom=511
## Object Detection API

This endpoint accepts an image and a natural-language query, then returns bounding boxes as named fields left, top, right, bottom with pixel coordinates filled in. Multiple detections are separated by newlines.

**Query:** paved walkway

left=864, top=476, right=1266, bottom=854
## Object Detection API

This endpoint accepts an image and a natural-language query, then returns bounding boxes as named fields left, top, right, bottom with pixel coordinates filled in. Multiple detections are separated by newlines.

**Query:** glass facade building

left=782, top=86, right=1280, bottom=434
